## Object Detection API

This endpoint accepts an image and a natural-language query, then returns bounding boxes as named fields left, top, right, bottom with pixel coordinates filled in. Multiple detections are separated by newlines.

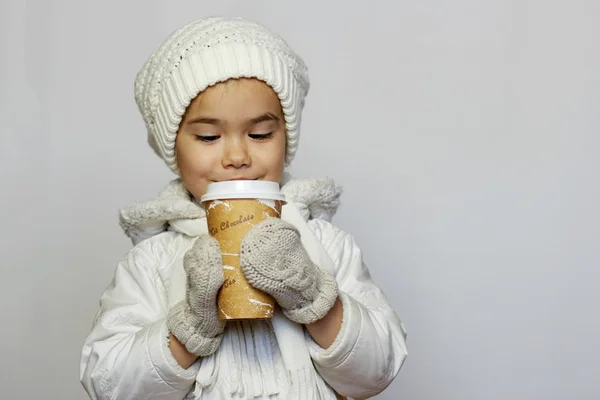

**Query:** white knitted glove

left=167, top=234, right=225, bottom=356
left=240, top=218, right=338, bottom=325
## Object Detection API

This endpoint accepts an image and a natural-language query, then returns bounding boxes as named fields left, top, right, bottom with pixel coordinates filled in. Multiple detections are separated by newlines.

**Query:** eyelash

left=194, top=135, right=219, bottom=143
left=249, top=132, right=273, bottom=141
left=194, top=132, right=273, bottom=142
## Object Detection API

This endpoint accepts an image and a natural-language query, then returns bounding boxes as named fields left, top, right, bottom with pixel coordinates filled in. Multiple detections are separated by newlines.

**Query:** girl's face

left=175, top=78, right=286, bottom=200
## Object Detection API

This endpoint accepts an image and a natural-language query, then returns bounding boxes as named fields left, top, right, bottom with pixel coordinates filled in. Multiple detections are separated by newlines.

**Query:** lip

left=224, top=178, right=257, bottom=181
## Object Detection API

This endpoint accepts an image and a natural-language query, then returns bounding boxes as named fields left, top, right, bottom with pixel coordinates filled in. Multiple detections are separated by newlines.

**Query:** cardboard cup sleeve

left=203, top=198, right=283, bottom=320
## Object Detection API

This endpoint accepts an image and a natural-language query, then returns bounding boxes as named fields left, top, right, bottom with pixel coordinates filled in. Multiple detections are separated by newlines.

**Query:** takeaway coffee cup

left=201, top=180, right=286, bottom=320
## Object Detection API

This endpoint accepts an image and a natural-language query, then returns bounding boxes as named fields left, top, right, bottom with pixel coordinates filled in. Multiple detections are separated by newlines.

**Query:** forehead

left=185, top=78, right=282, bottom=118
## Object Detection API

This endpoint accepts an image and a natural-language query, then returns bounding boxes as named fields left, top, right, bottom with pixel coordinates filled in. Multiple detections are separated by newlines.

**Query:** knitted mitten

left=240, top=218, right=338, bottom=325
left=167, top=234, right=225, bottom=356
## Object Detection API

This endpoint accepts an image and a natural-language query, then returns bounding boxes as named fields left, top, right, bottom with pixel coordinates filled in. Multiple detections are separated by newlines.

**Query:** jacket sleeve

left=306, top=219, right=408, bottom=399
left=79, top=238, right=198, bottom=400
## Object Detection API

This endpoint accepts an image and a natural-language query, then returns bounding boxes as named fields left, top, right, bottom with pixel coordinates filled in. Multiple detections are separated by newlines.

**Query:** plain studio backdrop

left=1, top=1, right=599, bottom=399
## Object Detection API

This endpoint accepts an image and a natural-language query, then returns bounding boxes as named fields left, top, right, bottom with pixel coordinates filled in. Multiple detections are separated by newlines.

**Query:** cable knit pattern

left=167, top=234, right=226, bottom=356
left=134, top=17, right=310, bottom=174
left=240, top=218, right=338, bottom=324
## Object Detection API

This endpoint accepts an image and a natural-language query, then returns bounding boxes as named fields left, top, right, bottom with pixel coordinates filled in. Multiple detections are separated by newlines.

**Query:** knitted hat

left=134, top=17, right=310, bottom=174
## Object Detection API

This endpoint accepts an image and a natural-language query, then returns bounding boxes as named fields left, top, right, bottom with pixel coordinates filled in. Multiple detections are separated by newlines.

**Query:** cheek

left=272, top=131, right=286, bottom=159
left=180, top=158, right=215, bottom=185
left=278, top=135, right=287, bottom=164
left=177, top=140, right=212, bottom=175
left=264, top=138, right=286, bottom=179
left=176, top=147, right=214, bottom=199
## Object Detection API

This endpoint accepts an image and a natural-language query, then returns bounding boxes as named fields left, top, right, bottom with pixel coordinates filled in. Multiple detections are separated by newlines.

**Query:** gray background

left=1, top=0, right=599, bottom=399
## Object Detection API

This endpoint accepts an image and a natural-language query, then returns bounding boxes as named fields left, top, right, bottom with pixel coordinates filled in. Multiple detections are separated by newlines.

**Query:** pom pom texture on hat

left=134, top=17, right=310, bottom=174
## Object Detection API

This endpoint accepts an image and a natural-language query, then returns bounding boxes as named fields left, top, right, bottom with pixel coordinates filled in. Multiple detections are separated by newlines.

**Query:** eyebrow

left=186, top=112, right=280, bottom=126
left=250, top=112, right=280, bottom=124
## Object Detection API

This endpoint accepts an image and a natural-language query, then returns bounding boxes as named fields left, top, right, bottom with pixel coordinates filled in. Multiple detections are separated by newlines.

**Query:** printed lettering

left=218, top=213, right=256, bottom=231
left=223, top=277, right=237, bottom=289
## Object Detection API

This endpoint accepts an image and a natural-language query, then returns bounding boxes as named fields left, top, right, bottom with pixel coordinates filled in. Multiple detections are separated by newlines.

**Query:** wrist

left=305, top=297, right=343, bottom=349
left=168, top=333, right=199, bottom=369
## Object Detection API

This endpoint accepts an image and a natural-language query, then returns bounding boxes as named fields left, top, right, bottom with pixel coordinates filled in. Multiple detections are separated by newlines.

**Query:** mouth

left=223, top=177, right=258, bottom=181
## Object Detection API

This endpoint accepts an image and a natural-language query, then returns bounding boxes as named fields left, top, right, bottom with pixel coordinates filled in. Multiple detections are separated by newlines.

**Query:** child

left=80, top=16, right=407, bottom=400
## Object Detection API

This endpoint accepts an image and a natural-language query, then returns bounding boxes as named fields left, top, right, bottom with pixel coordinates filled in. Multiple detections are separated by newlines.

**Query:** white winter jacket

left=80, top=178, right=407, bottom=400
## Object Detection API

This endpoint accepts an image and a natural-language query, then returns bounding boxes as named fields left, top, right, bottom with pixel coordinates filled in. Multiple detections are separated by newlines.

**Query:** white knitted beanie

left=134, top=17, right=310, bottom=174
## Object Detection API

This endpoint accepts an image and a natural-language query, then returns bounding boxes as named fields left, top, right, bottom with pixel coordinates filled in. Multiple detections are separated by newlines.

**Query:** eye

left=195, top=134, right=220, bottom=143
left=249, top=132, right=273, bottom=141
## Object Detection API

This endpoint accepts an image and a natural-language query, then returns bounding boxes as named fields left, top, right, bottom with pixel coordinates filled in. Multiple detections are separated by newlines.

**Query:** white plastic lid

left=200, top=180, right=286, bottom=202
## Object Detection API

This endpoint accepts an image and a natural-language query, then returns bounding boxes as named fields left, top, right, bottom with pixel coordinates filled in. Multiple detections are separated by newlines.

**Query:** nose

left=222, top=137, right=251, bottom=169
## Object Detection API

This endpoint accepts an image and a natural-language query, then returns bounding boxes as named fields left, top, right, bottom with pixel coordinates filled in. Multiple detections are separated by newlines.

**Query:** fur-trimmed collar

left=119, top=177, right=342, bottom=245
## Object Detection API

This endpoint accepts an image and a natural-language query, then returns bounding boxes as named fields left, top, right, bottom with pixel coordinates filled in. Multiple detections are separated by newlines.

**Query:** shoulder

left=307, top=219, right=359, bottom=263
left=307, top=218, right=342, bottom=242
left=123, top=231, right=195, bottom=277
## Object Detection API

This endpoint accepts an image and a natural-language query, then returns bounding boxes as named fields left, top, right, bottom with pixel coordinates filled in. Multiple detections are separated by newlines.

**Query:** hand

left=167, top=234, right=225, bottom=357
left=240, top=218, right=338, bottom=325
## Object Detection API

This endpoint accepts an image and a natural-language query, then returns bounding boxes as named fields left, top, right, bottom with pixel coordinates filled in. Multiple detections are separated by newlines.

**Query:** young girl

left=80, top=16, right=407, bottom=400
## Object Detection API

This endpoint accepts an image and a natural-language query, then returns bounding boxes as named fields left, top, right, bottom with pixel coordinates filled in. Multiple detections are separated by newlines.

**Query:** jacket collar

left=119, top=176, right=342, bottom=243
